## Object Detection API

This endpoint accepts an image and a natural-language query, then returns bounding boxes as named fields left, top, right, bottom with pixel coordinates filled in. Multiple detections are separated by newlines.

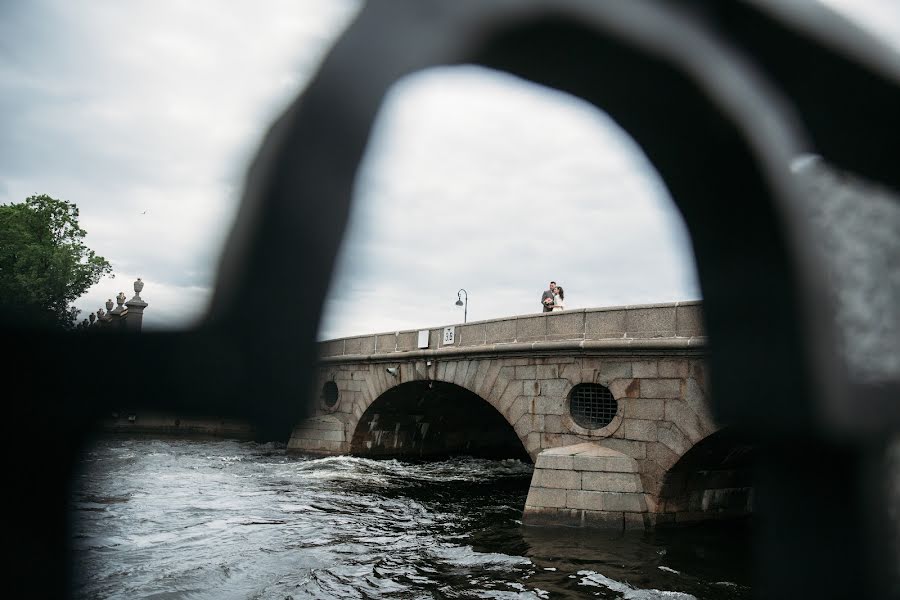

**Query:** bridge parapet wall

left=319, top=301, right=704, bottom=359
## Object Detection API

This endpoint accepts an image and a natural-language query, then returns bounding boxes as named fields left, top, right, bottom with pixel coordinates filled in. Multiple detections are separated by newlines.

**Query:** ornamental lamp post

left=455, top=289, right=468, bottom=323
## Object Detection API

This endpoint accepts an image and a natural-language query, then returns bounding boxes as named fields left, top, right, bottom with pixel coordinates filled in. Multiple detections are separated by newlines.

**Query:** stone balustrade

left=78, top=277, right=148, bottom=331
left=319, top=301, right=704, bottom=360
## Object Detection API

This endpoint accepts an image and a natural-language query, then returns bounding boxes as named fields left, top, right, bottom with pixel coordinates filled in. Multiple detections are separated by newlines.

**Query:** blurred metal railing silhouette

left=3, top=1, right=897, bottom=598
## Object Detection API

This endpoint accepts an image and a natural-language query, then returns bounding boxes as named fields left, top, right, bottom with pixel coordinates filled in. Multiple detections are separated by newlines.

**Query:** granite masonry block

left=310, top=429, right=344, bottom=442
left=525, top=487, right=567, bottom=509
left=536, top=365, right=559, bottom=379
left=515, top=365, right=537, bottom=379
left=484, top=319, right=517, bottom=344
left=543, top=414, right=565, bottom=434
left=396, top=331, right=417, bottom=352
left=658, top=359, right=690, bottom=378
left=321, top=340, right=344, bottom=357
left=584, top=309, right=627, bottom=339
left=533, top=396, right=566, bottom=415
left=546, top=311, right=585, bottom=340
left=640, top=378, right=681, bottom=398
left=623, top=398, right=665, bottom=421
left=343, top=337, right=362, bottom=355
left=647, top=442, right=680, bottom=471
left=514, top=413, right=541, bottom=438
left=622, top=419, right=658, bottom=442
left=375, top=334, right=396, bottom=354
left=444, top=361, right=458, bottom=383
left=533, top=468, right=582, bottom=489
left=358, top=336, right=376, bottom=355
left=609, top=378, right=640, bottom=399
left=665, top=400, right=705, bottom=443
left=464, top=360, right=481, bottom=389
left=626, top=306, right=676, bottom=338
left=521, top=380, right=540, bottom=396
left=573, top=454, right=636, bottom=473
left=540, top=433, right=583, bottom=449
left=567, top=490, right=645, bottom=512
left=559, top=362, right=582, bottom=383
left=471, top=360, right=491, bottom=392
left=432, top=328, right=445, bottom=348
left=683, top=377, right=707, bottom=415
left=453, top=360, right=471, bottom=387
left=505, top=396, right=531, bottom=426
left=535, top=453, right=575, bottom=470
left=582, top=510, right=626, bottom=529
left=676, top=303, right=705, bottom=337
left=414, top=361, right=429, bottom=380
left=516, top=316, right=547, bottom=341
left=538, top=378, right=569, bottom=397
left=457, top=323, right=486, bottom=347
left=656, top=422, right=691, bottom=456
left=595, top=361, right=633, bottom=382
left=477, top=362, right=503, bottom=398
left=582, top=471, right=643, bottom=493
left=631, top=360, right=658, bottom=378
left=497, top=379, right=524, bottom=412
left=600, top=439, right=647, bottom=459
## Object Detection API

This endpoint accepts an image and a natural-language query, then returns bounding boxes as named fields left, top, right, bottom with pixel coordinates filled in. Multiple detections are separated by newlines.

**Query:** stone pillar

left=108, top=292, right=127, bottom=329
left=98, top=299, right=114, bottom=328
left=524, top=442, right=654, bottom=530
left=124, top=278, right=148, bottom=332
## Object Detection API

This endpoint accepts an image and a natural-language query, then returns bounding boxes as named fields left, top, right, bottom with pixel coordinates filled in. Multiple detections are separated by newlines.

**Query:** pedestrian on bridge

left=541, top=281, right=557, bottom=312
left=552, top=287, right=565, bottom=311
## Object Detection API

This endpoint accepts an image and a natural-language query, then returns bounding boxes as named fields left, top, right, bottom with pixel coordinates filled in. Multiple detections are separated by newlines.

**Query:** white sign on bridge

left=443, top=326, right=455, bottom=345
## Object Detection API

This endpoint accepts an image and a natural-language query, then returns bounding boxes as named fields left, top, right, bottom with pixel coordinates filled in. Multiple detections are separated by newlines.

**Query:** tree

left=0, top=194, right=113, bottom=329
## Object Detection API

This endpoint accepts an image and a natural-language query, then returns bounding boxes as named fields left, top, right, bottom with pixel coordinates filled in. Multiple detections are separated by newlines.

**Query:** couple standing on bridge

left=541, top=281, right=566, bottom=312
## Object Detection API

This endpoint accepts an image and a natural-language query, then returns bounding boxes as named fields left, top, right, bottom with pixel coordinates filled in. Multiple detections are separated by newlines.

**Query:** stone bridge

left=289, top=302, right=754, bottom=529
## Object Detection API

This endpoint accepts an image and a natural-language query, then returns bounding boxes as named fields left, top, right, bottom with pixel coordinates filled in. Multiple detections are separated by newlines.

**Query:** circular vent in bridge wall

left=569, top=383, right=617, bottom=430
left=322, top=381, right=339, bottom=408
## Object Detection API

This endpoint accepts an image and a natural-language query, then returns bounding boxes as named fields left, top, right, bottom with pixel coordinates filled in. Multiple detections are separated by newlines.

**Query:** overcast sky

left=2, top=1, right=897, bottom=339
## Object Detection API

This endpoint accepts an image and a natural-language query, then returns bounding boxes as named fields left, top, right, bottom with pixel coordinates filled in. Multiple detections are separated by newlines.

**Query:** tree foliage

left=0, top=194, right=113, bottom=328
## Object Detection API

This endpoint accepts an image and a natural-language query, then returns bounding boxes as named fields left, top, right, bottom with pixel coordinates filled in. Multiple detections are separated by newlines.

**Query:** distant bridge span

left=290, top=302, right=754, bottom=529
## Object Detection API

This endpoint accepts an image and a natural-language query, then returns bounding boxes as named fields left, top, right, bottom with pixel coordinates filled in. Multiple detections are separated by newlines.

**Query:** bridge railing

left=319, top=301, right=704, bottom=358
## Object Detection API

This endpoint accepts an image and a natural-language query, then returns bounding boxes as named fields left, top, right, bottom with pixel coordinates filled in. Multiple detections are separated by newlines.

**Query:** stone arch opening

left=657, top=428, right=756, bottom=525
left=350, top=380, right=530, bottom=461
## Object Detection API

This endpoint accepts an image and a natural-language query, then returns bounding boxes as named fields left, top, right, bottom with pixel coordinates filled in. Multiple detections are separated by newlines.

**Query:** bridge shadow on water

left=326, top=446, right=754, bottom=598
left=516, top=519, right=754, bottom=598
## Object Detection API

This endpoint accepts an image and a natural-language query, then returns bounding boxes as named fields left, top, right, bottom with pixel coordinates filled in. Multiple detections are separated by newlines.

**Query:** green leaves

left=0, top=194, right=113, bottom=329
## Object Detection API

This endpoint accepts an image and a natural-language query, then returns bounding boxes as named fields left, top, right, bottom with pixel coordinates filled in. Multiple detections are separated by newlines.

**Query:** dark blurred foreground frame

left=4, top=1, right=898, bottom=598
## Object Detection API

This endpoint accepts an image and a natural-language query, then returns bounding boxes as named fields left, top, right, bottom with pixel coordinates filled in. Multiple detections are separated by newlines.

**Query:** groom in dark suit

left=541, top=281, right=557, bottom=312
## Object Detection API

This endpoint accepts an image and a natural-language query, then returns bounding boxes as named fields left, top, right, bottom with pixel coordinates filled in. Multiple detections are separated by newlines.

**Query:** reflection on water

left=72, top=437, right=751, bottom=599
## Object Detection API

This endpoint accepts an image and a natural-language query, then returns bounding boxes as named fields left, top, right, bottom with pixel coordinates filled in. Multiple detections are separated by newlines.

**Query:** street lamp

left=455, top=289, right=468, bottom=323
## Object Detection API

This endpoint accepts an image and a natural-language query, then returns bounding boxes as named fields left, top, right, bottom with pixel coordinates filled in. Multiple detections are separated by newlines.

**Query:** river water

left=71, top=437, right=752, bottom=599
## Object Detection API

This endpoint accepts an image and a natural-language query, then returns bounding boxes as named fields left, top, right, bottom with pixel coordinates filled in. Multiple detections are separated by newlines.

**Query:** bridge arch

left=656, top=428, right=756, bottom=525
left=349, top=380, right=530, bottom=461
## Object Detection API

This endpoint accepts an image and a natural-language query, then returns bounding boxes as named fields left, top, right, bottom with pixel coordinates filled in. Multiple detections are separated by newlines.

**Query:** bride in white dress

left=552, top=286, right=565, bottom=311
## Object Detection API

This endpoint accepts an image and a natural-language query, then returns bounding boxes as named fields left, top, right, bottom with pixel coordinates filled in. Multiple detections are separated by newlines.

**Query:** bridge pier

left=287, top=415, right=347, bottom=455
left=524, top=443, right=655, bottom=529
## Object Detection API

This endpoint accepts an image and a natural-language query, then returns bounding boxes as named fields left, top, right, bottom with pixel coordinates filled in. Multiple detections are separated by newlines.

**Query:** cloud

left=1, top=0, right=363, bottom=330
left=9, top=2, right=892, bottom=338
left=318, top=66, right=700, bottom=339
